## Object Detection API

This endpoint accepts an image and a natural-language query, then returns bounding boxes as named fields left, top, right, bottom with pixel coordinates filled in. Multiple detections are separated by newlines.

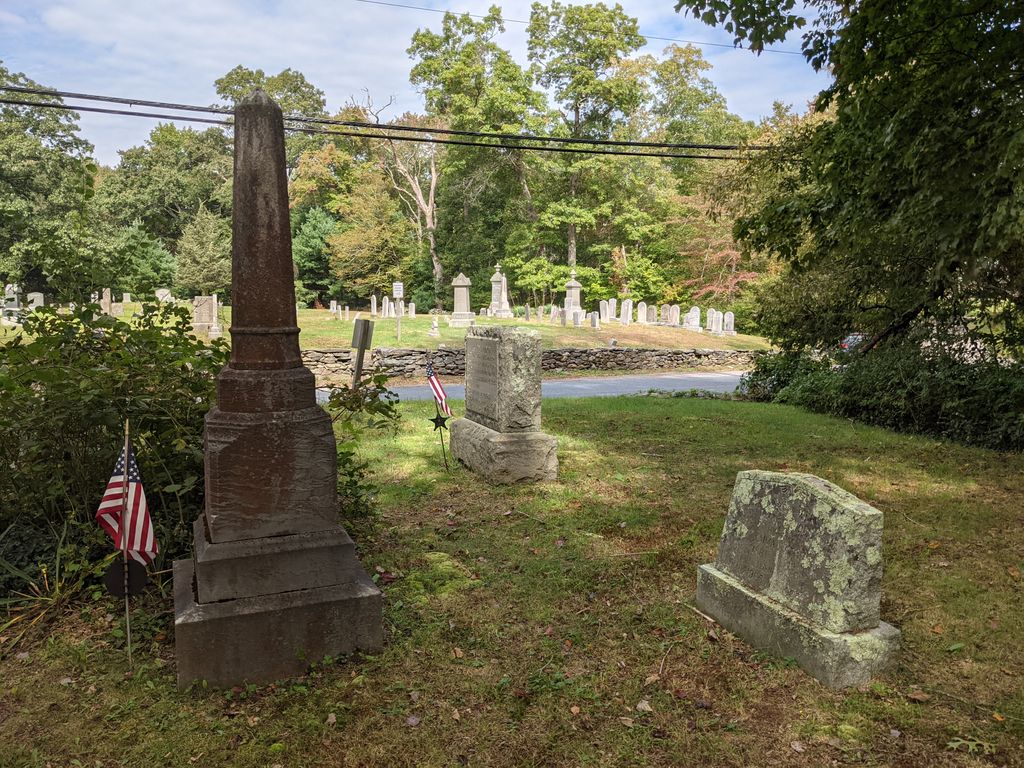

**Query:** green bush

left=0, top=304, right=228, bottom=596
left=324, top=371, right=400, bottom=539
left=741, top=347, right=1024, bottom=451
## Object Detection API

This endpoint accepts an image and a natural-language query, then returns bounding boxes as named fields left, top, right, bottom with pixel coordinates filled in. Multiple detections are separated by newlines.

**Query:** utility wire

left=0, top=84, right=766, bottom=152
left=352, top=0, right=806, bottom=55
left=0, top=96, right=750, bottom=160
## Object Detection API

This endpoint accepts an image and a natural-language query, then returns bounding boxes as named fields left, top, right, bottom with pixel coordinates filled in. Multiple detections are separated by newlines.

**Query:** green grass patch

left=2, top=397, right=1022, bottom=766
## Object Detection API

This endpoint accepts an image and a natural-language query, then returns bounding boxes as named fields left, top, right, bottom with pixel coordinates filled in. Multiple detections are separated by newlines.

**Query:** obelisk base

left=174, top=556, right=382, bottom=689
left=448, top=312, right=476, bottom=328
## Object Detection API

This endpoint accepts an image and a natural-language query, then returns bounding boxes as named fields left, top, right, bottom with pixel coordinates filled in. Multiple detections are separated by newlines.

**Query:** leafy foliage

left=0, top=304, right=228, bottom=596
left=174, top=206, right=232, bottom=297
left=324, top=371, right=401, bottom=535
left=677, top=1, right=1024, bottom=357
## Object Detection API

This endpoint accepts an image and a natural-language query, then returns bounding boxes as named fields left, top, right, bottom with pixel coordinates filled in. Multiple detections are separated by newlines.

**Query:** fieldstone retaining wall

left=302, top=347, right=760, bottom=381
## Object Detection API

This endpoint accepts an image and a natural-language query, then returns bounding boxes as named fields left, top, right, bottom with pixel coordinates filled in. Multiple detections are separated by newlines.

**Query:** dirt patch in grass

left=2, top=397, right=1022, bottom=766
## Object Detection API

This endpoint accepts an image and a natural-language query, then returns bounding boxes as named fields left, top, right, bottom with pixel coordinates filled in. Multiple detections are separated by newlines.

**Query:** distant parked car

left=840, top=333, right=866, bottom=352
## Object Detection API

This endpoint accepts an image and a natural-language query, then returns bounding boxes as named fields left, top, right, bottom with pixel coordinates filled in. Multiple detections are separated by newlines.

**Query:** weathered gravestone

left=370, top=294, right=378, bottom=317
left=192, top=295, right=217, bottom=335
left=599, top=300, right=609, bottom=322
left=100, top=288, right=112, bottom=315
left=449, top=273, right=475, bottom=328
left=27, top=292, right=44, bottom=310
left=723, top=311, right=736, bottom=335
left=619, top=299, right=632, bottom=326
left=696, top=471, right=900, bottom=688
left=156, top=288, right=173, bottom=303
left=647, top=305, right=657, bottom=324
left=173, top=91, right=382, bottom=688
left=450, top=327, right=557, bottom=484
left=636, top=301, right=648, bottom=325
left=489, top=265, right=514, bottom=319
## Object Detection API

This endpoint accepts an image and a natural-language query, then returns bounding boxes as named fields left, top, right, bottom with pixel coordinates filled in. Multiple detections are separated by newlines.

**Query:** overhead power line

left=351, top=0, right=805, bottom=55
left=0, top=84, right=766, bottom=152
left=0, top=96, right=748, bottom=159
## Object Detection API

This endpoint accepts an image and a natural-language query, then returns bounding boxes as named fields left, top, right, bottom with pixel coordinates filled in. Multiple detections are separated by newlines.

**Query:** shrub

left=741, top=346, right=1024, bottom=451
left=0, top=304, right=228, bottom=596
left=324, top=371, right=401, bottom=538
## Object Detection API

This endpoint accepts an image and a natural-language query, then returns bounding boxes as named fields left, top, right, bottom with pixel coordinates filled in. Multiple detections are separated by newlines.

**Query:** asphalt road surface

left=317, top=371, right=745, bottom=404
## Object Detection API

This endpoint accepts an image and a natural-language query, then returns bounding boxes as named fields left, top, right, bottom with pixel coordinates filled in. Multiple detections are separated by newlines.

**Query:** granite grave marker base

left=695, top=471, right=900, bottom=688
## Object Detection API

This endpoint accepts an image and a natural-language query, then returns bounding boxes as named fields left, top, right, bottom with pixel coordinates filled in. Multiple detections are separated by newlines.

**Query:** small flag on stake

left=426, top=361, right=453, bottom=417
left=96, top=435, right=158, bottom=565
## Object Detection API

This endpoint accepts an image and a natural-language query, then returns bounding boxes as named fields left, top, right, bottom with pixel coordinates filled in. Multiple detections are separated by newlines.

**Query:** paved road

left=317, top=371, right=744, bottom=404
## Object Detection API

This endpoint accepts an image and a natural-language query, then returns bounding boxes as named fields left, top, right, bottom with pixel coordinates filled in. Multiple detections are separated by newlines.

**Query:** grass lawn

left=2, top=397, right=1023, bottom=767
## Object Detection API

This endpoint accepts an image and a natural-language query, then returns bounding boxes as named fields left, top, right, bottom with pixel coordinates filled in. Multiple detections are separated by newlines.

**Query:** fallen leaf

left=246, top=716, right=260, bottom=726
left=930, top=624, right=944, bottom=635
left=790, top=741, right=805, bottom=753
left=946, top=642, right=965, bottom=653
left=907, top=690, right=931, bottom=703
left=58, top=677, right=74, bottom=686
left=452, top=647, right=464, bottom=659
left=636, top=699, right=653, bottom=713
left=543, top=626, right=554, bottom=637
left=889, top=728, right=902, bottom=739
left=993, top=712, right=1006, bottom=722
left=452, top=709, right=460, bottom=721
left=406, top=715, right=421, bottom=727
left=380, top=572, right=398, bottom=584
left=555, top=537, right=565, bottom=548
left=14, top=652, right=29, bottom=661
left=409, top=691, right=420, bottom=702
left=644, top=673, right=661, bottom=686
left=707, top=629, right=720, bottom=643
left=326, top=713, right=336, bottom=726
left=927, top=540, right=941, bottom=549
left=619, top=717, right=635, bottom=728
left=375, top=565, right=386, bottom=574
left=570, top=705, right=581, bottom=716
left=503, top=510, right=513, bottom=516
left=1008, top=565, right=1021, bottom=580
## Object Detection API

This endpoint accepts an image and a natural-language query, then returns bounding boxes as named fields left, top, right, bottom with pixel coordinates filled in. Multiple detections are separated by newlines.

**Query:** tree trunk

left=567, top=223, right=577, bottom=267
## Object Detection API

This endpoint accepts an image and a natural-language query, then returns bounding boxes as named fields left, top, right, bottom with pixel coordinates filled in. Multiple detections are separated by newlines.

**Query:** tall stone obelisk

left=173, top=91, right=382, bottom=688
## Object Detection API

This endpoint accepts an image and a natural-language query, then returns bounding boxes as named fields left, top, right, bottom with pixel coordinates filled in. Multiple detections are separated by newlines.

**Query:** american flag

left=95, top=439, right=158, bottom=565
left=426, top=361, right=452, bottom=417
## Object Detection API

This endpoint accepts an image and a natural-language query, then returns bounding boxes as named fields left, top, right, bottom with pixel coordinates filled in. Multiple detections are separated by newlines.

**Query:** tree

left=329, top=167, right=416, bottom=299
left=215, top=66, right=328, bottom=168
left=175, top=207, right=231, bottom=296
left=96, top=124, right=231, bottom=246
left=675, top=1, right=1024, bottom=356
left=112, top=221, right=176, bottom=297
left=293, top=208, right=338, bottom=306
left=527, top=1, right=647, bottom=265
left=0, top=61, right=105, bottom=298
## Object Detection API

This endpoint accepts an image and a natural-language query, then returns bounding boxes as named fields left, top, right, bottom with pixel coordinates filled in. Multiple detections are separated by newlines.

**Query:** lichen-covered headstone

left=696, top=471, right=900, bottom=688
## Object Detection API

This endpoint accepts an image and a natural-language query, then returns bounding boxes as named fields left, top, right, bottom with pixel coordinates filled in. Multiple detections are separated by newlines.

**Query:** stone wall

left=302, top=346, right=760, bottom=381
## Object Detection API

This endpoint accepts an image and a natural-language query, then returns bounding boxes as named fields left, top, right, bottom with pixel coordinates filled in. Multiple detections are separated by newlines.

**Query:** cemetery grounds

left=1, top=396, right=1022, bottom=767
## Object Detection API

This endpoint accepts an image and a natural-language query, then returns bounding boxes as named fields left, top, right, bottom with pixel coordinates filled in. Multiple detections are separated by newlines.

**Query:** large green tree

left=96, top=124, right=231, bottom=247
left=676, top=0, right=1024, bottom=355
left=527, top=1, right=647, bottom=266
left=215, top=66, right=328, bottom=168
left=0, top=62, right=106, bottom=298
left=175, top=206, right=232, bottom=296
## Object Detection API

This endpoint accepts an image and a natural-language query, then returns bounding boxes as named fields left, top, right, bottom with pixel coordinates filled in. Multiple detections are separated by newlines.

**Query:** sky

left=0, top=0, right=831, bottom=166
